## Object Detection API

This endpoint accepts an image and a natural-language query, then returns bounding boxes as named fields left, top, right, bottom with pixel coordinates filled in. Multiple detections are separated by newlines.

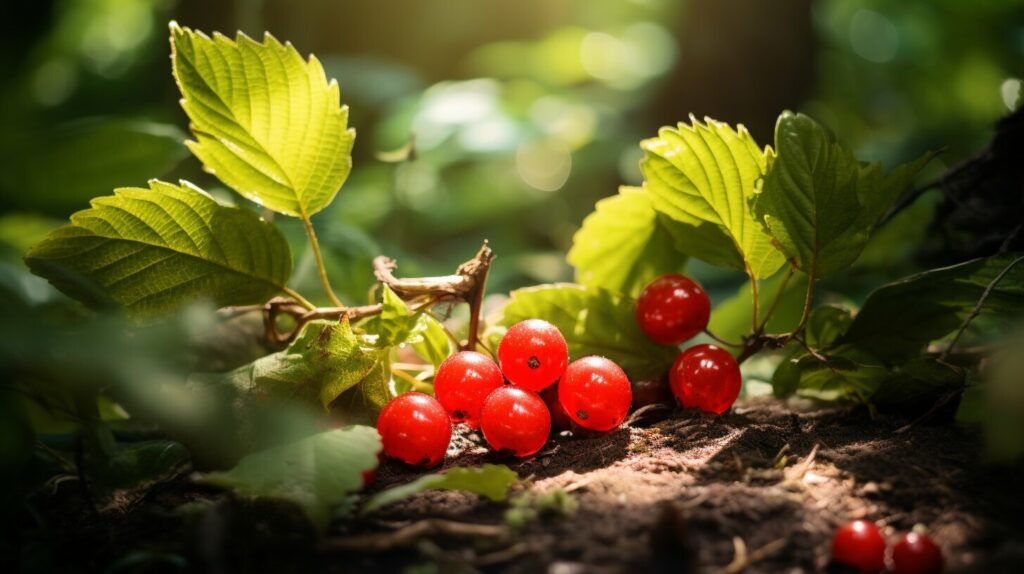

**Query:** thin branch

left=319, top=519, right=508, bottom=552
left=704, top=329, right=743, bottom=348
left=282, top=286, right=316, bottom=310
left=301, top=215, right=343, bottom=307
left=757, top=265, right=796, bottom=333
left=940, top=254, right=1024, bottom=362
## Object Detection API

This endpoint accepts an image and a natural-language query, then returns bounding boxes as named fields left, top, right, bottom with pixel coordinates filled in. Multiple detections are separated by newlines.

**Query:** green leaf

left=499, top=283, right=678, bottom=380
left=707, top=270, right=808, bottom=347
left=202, top=426, right=381, bottom=528
left=567, top=186, right=686, bottom=296
left=841, top=254, right=1024, bottom=362
left=25, top=180, right=292, bottom=318
left=0, top=119, right=187, bottom=212
left=361, top=285, right=424, bottom=348
left=362, top=464, right=517, bottom=514
left=758, top=112, right=935, bottom=278
left=412, top=314, right=454, bottom=368
left=170, top=23, right=355, bottom=217
left=192, top=319, right=380, bottom=410
left=640, top=116, right=785, bottom=279
left=804, top=305, right=854, bottom=348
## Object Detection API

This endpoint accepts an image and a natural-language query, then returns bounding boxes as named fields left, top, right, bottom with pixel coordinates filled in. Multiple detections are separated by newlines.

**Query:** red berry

left=541, top=383, right=573, bottom=432
left=361, top=468, right=377, bottom=488
left=890, top=532, right=943, bottom=574
left=498, top=319, right=568, bottom=392
left=376, top=392, right=451, bottom=468
left=831, top=520, right=887, bottom=573
left=636, top=274, right=710, bottom=345
left=480, top=387, right=550, bottom=457
left=559, top=356, right=632, bottom=432
left=669, top=344, right=741, bottom=414
left=631, top=375, right=674, bottom=409
left=433, top=351, right=504, bottom=428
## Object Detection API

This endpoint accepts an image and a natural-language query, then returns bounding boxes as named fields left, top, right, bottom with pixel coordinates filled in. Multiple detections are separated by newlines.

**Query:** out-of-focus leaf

left=841, top=254, right=1024, bottom=362
left=499, top=283, right=677, bottom=380
left=171, top=23, right=355, bottom=217
left=804, top=305, right=854, bottom=348
left=84, top=440, right=191, bottom=508
left=708, top=270, right=808, bottom=347
left=412, top=314, right=453, bottom=368
left=25, top=180, right=292, bottom=319
left=758, top=112, right=934, bottom=278
left=191, top=320, right=380, bottom=410
left=0, top=214, right=62, bottom=262
left=362, top=464, right=517, bottom=514
left=567, top=186, right=686, bottom=296
left=640, top=116, right=785, bottom=279
left=202, top=426, right=381, bottom=528
left=0, top=119, right=187, bottom=212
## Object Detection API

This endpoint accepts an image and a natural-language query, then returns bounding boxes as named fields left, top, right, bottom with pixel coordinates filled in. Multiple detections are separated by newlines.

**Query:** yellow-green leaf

left=641, top=116, right=785, bottom=279
left=170, top=23, right=355, bottom=217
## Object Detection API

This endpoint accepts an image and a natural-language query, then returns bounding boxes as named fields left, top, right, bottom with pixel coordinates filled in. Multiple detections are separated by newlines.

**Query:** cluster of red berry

left=377, top=318, right=632, bottom=466
left=832, top=520, right=944, bottom=573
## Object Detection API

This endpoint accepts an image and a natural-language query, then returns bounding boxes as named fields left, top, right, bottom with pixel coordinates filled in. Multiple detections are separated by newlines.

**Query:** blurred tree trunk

left=650, top=0, right=814, bottom=142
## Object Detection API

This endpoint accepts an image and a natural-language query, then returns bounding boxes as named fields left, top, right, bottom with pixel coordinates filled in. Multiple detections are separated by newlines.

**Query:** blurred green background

left=1, top=0, right=1021, bottom=305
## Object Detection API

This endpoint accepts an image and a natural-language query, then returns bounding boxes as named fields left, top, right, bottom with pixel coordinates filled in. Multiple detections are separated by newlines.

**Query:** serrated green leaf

left=707, top=270, right=808, bottom=348
left=0, top=119, right=187, bottom=212
left=202, top=426, right=381, bottom=528
left=361, top=285, right=424, bottom=348
left=758, top=112, right=935, bottom=278
left=25, top=180, right=292, bottom=318
left=362, top=464, right=517, bottom=514
left=842, top=253, right=1024, bottom=362
left=170, top=23, right=355, bottom=217
left=641, top=116, right=785, bottom=279
left=412, top=314, right=453, bottom=368
left=567, top=186, right=687, bottom=296
left=499, top=283, right=678, bottom=380
left=191, top=319, right=380, bottom=410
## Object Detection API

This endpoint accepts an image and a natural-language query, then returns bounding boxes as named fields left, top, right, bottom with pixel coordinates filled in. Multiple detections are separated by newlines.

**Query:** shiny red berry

left=890, top=532, right=943, bottom=574
left=559, top=356, right=632, bottom=432
left=669, top=344, right=741, bottom=414
left=433, top=351, right=504, bottom=428
left=497, top=319, right=569, bottom=392
left=480, top=386, right=550, bottom=457
left=831, top=520, right=887, bottom=573
left=636, top=274, right=710, bottom=345
left=540, top=383, right=573, bottom=432
left=631, top=375, right=674, bottom=409
left=376, top=392, right=451, bottom=468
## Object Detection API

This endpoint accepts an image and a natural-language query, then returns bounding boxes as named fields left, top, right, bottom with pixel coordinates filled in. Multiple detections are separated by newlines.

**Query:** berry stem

left=301, top=214, right=343, bottom=307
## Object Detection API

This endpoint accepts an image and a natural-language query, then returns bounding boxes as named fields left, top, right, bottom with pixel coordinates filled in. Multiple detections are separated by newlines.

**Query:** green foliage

left=362, top=464, right=517, bottom=514
left=0, top=119, right=187, bottom=212
left=758, top=112, right=934, bottom=278
left=504, top=489, right=577, bottom=531
left=170, top=23, right=355, bottom=218
left=499, top=283, right=678, bottom=380
left=191, top=319, right=381, bottom=410
left=412, top=314, right=454, bottom=369
left=567, top=186, right=687, bottom=296
left=362, top=285, right=425, bottom=348
left=202, top=426, right=381, bottom=528
left=640, top=115, right=785, bottom=279
left=708, top=270, right=808, bottom=348
left=25, top=180, right=292, bottom=318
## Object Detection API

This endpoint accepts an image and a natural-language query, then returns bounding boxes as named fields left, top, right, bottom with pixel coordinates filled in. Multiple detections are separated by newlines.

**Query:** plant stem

left=749, top=271, right=760, bottom=334
left=757, top=265, right=796, bottom=333
left=282, top=286, right=316, bottom=310
left=704, top=329, right=743, bottom=348
left=301, top=214, right=343, bottom=307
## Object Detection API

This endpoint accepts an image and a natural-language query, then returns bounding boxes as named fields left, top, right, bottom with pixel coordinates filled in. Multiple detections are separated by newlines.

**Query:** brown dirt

left=20, top=399, right=1024, bottom=573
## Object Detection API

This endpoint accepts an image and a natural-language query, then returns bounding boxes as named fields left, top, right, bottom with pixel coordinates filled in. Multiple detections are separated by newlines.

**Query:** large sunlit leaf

left=202, top=426, right=381, bottom=528
left=170, top=23, right=355, bottom=217
left=841, top=253, right=1024, bottom=362
left=567, top=186, right=687, bottom=297
left=362, top=464, right=518, bottom=514
left=191, top=319, right=381, bottom=410
left=640, top=116, right=785, bottom=279
left=25, top=180, right=292, bottom=318
left=757, top=112, right=935, bottom=278
left=499, top=283, right=678, bottom=380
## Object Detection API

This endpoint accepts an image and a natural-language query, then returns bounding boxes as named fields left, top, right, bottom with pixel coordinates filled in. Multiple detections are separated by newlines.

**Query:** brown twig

left=319, top=519, right=508, bottom=552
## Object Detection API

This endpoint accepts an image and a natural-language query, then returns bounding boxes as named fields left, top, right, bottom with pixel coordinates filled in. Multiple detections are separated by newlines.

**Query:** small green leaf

left=842, top=253, right=1024, bottom=362
left=25, top=180, right=292, bottom=318
left=362, top=464, right=517, bottom=514
left=641, top=116, right=785, bottom=279
left=758, top=112, right=935, bottom=278
left=499, top=283, right=678, bottom=380
left=361, top=285, right=424, bottom=348
left=0, top=119, right=187, bottom=212
left=412, top=314, right=454, bottom=368
left=567, top=186, right=687, bottom=296
left=170, top=23, right=355, bottom=217
left=202, top=426, right=381, bottom=528
left=191, top=319, right=380, bottom=410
